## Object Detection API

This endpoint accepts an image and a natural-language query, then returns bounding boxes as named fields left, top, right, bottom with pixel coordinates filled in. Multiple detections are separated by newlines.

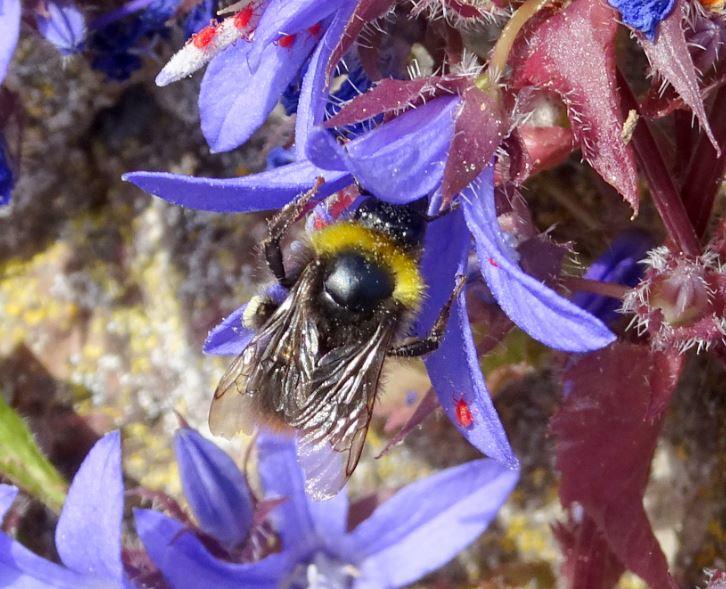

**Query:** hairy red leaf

left=510, top=0, right=639, bottom=212
left=518, top=124, right=575, bottom=176
left=441, top=85, right=506, bottom=205
left=327, top=0, right=396, bottom=78
left=551, top=343, right=684, bottom=589
left=553, top=510, right=625, bottom=589
left=325, top=78, right=444, bottom=127
left=640, top=0, right=720, bottom=155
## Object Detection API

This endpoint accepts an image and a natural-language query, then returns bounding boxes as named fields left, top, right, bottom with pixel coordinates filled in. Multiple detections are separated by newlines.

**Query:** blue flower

left=0, top=432, right=133, bottom=588
left=0, top=135, right=14, bottom=206
left=125, top=96, right=615, bottom=473
left=0, top=0, right=21, bottom=84
left=136, top=429, right=519, bottom=589
left=607, top=0, right=676, bottom=40
left=35, top=0, right=87, bottom=56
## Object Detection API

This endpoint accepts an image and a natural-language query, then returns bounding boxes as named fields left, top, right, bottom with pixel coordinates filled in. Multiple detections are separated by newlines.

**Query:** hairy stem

left=617, top=72, right=701, bottom=257
left=681, top=85, right=726, bottom=239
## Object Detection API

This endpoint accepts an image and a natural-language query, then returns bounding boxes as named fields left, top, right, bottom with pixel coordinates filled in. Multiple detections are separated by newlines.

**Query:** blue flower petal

left=248, top=0, right=339, bottom=69
left=420, top=209, right=517, bottom=468
left=36, top=0, right=86, bottom=56
left=572, top=230, right=652, bottom=323
left=348, top=459, right=519, bottom=588
left=462, top=168, right=616, bottom=353
left=0, top=485, right=18, bottom=524
left=607, top=0, right=675, bottom=40
left=0, top=136, right=13, bottom=206
left=135, top=509, right=291, bottom=589
left=257, top=433, right=348, bottom=551
left=343, top=97, right=459, bottom=204
left=0, top=534, right=94, bottom=589
left=203, top=303, right=253, bottom=356
left=200, top=34, right=317, bottom=153
left=54, top=431, right=125, bottom=581
left=0, top=0, right=21, bottom=83
left=122, top=161, right=353, bottom=213
left=174, top=428, right=254, bottom=548
left=295, top=0, right=357, bottom=159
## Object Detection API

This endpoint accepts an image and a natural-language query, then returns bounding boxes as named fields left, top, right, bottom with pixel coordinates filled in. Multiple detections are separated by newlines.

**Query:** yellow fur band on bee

left=311, top=222, right=424, bottom=309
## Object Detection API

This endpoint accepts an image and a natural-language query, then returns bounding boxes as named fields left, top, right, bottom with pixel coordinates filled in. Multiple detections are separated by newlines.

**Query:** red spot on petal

left=234, top=6, right=254, bottom=30
left=488, top=257, right=499, bottom=268
left=192, top=23, right=219, bottom=49
left=278, top=34, right=296, bottom=48
left=455, top=398, right=474, bottom=428
left=313, top=216, right=326, bottom=230
left=308, top=22, right=321, bottom=36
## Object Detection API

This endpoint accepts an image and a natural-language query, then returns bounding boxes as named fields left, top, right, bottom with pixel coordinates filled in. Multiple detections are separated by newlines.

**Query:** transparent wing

left=208, top=265, right=321, bottom=438
left=294, top=319, right=396, bottom=499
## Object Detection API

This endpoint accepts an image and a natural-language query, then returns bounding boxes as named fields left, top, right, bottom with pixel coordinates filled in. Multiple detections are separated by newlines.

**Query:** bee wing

left=209, top=265, right=321, bottom=439
left=294, top=319, right=397, bottom=500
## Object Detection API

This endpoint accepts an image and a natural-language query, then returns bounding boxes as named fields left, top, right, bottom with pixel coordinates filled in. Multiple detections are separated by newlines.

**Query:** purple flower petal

left=122, top=161, right=352, bottom=213
left=572, top=230, right=651, bottom=323
left=462, top=168, right=616, bottom=352
left=295, top=0, right=357, bottom=159
left=174, top=428, right=254, bottom=548
left=205, top=284, right=289, bottom=356
left=248, top=0, right=339, bottom=69
left=0, top=535, right=93, bottom=588
left=135, top=509, right=291, bottom=589
left=0, top=0, right=21, bottom=83
left=420, top=209, right=517, bottom=468
left=200, top=35, right=317, bottom=153
left=348, top=458, right=518, bottom=588
left=257, top=432, right=348, bottom=551
left=54, top=431, right=124, bottom=581
left=343, top=97, right=459, bottom=203
left=0, top=485, right=17, bottom=524
left=36, top=0, right=86, bottom=56
left=203, top=303, right=254, bottom=356
left=607, top=0, right=675, bottom=40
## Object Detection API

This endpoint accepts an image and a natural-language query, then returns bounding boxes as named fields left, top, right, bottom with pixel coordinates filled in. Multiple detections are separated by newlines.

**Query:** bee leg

left=387, top=275, right=467, bottom=358
left=263, top=178, right=324, bottom=288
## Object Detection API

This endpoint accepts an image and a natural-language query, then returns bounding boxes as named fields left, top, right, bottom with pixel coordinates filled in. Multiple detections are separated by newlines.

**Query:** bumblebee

left=209, top=184, right=463, bottom=498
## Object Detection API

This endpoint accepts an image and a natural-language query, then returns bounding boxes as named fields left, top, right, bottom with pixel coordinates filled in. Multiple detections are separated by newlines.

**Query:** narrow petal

left=200, top=35, right=317, bottom=153
left=248, top=0, right=338, bottom=69
left=175, top=428, right=254, bottom=548
left=0, top=485, right=18, bottom=524
left=203, top=303, right=254, bottom=356
left=295, top=0, right=357, bottom=159
left=420, top=209, right=517, bottom=468
left=55, top=431, right=124, bottom=581
left=257, top=432, right=348, bottom=551
left=0, top=535, right=93, bottom=589
left=462, top=168, right=616, bottom=352
left=348, top=459, right=519, bottom=588
left=0, top=0, right=21, bottom=83
left=36, top=0, right=86, bottom=56
left=343, top=97, right=459, bottom=203
left=135, top=509, right=290, bottom=589
left=122, top=162, right=352, bottom=213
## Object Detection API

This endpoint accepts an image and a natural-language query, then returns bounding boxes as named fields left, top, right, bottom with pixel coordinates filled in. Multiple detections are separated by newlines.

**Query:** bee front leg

left=263, top=178, right=324, bottom=288
left=387, top=275, right=467, bottom=358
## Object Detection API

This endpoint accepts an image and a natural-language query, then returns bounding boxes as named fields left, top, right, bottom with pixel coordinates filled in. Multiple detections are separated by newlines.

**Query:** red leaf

left=441, top=84, right=506, bottom=205
left=551, top=343, right=684, bottom=589
left=553, top=510, right=625, bottom=589
left=325, top=78, right=443, bottom=128
left=510, top=0, right=639, bottom=212
left=639, top=0, right=720, bottom=156
left=327, top=0, right=396, bottom=78
left=518, top=124, right=575, bottom=176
